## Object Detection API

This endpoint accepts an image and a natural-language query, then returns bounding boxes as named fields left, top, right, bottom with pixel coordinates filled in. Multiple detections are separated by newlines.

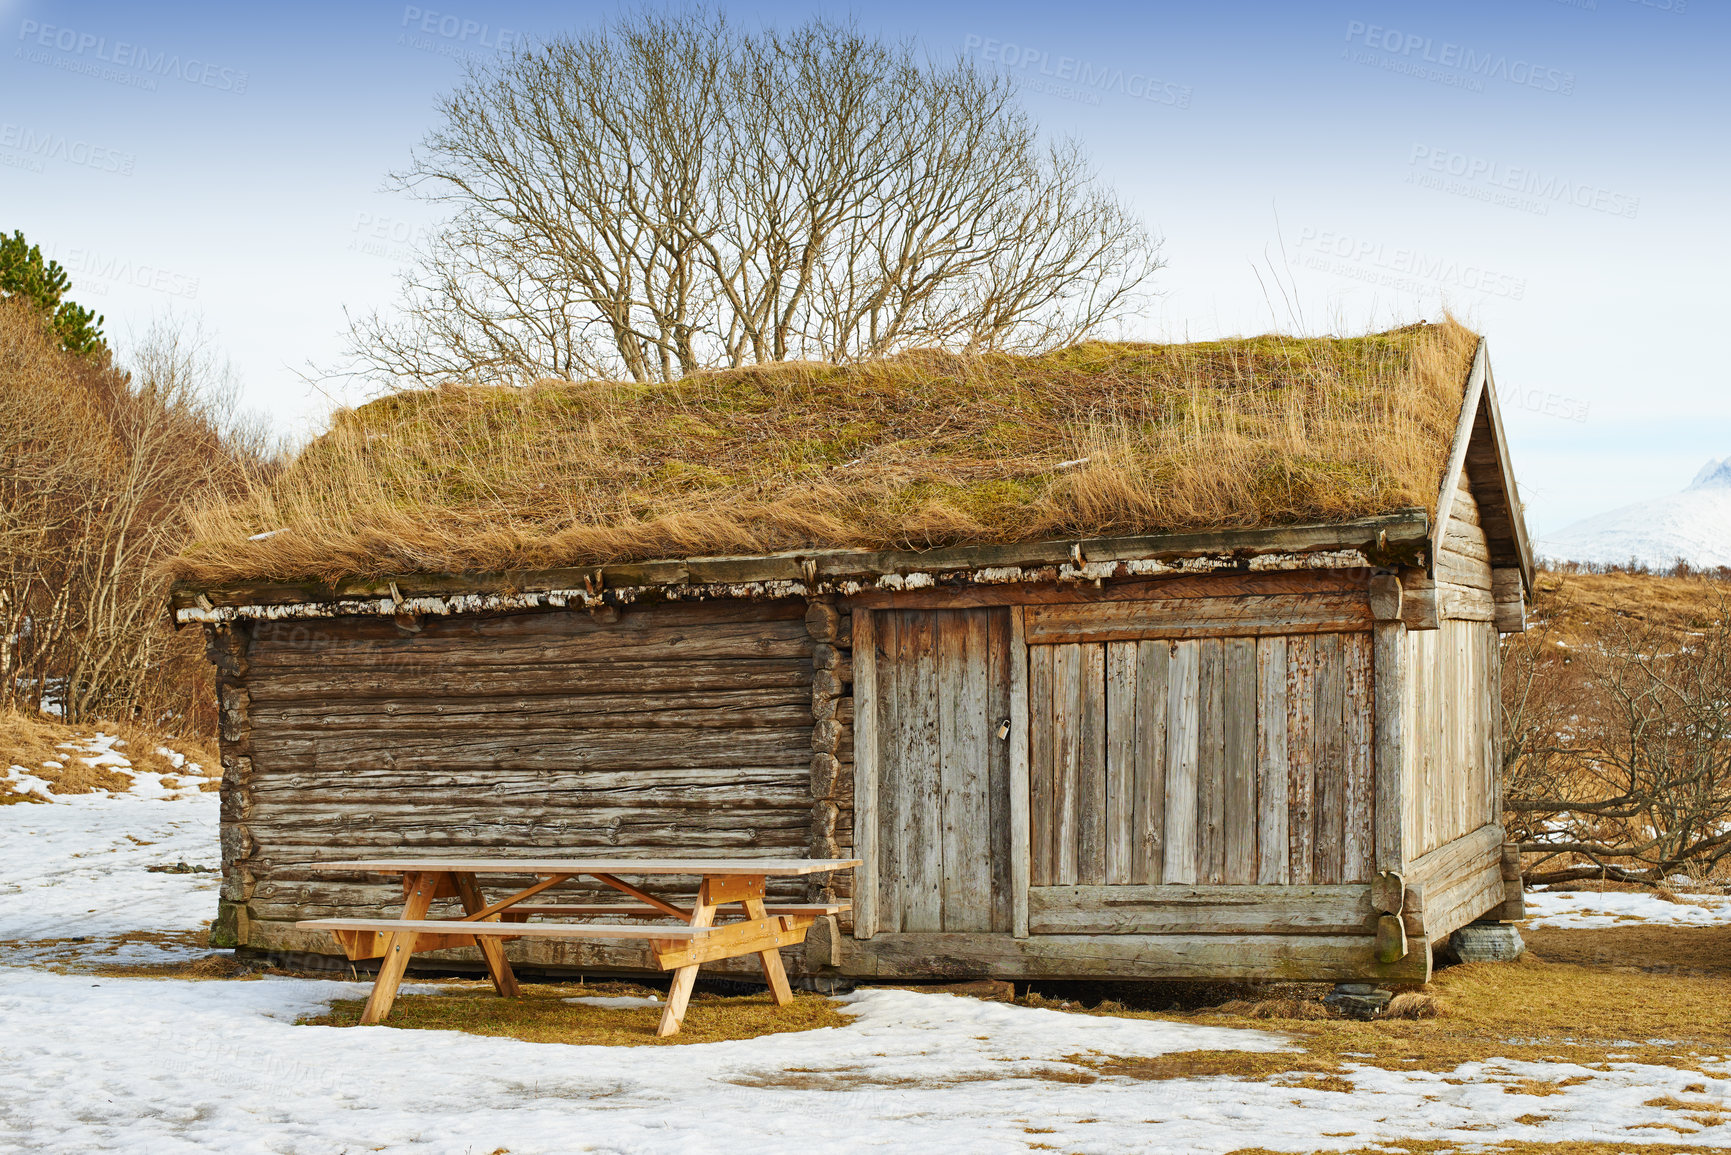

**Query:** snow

left=7, top=787, right=1731, bottom=1152
left=1524, top=886, right=1731, bottom=929
left=0, top=791, right=221, bottom=967
left=1541, top=455, right=1731, bottom=568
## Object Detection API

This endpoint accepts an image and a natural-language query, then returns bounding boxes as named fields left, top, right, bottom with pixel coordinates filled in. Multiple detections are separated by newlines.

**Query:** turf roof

left=170, top=320, right=1480, bottom=586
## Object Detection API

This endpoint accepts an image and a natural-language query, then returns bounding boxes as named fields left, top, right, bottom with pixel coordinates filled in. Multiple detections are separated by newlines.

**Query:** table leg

left=452, top=870, right=521, bottom=999
left=360, top=870, right=442, bottom=1025
left=656, top=883, right=717, bottom=1038
left=741, top=895, right=794, bottom=1006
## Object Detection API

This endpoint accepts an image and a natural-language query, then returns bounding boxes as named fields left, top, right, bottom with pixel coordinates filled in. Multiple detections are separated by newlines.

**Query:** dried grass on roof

left=169, top=320, right=1479, bottom=586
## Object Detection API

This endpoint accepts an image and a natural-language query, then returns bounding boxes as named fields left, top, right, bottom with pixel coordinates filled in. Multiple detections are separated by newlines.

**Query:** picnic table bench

left=297, top=856, right=858, bottom=1036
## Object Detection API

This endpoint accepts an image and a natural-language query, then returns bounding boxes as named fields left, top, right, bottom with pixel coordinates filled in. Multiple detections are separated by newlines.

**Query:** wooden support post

left=359, top=870, right=441, bottom=1025
left=852, top=609, right=880, bottom=940
left=1008, top=606, right=1031, bottom=939
left=1373, top=614, right=1407, bottom=878
left=451, top=871, right=520, bottom=999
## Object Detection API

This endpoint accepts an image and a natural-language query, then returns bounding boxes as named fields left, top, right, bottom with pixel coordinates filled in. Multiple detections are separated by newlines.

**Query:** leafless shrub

left=342, top=9, right=1161, bottom=388
left=0, top=303, right=264, bottom=733
left=1503, top=587, right=1731, bottom=886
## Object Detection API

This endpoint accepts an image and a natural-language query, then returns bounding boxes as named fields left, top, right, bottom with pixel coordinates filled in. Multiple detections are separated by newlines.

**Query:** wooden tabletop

left=313, top=857, right=863, bottom=876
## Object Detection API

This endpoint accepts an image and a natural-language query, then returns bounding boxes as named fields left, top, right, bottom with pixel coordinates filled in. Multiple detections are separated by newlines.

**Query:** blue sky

left=2, top=0, right=1724, bottom=536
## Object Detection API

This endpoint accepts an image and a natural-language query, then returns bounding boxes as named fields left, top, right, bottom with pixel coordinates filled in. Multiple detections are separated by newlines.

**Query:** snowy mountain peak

left=1687, top=457, right=1731, bottom=490
left=1542, top=458, right=1731, bottom=569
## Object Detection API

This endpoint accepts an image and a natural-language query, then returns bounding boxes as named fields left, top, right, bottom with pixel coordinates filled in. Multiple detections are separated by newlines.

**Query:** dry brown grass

left=1527, top=569, right=1731, bottom=648
left=299, top=979, right=848, bottom=1046
left=169, top=321, right=1478, bottom=586
left=0, top=708, right=218, bottom=796
left=1058, top=949, right=1731, bottom=1085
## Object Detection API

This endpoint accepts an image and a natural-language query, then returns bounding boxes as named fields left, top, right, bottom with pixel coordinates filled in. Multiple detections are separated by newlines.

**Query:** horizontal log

left=1408, top=823, right=1503, bottom=893
left=248, top=727, right=813, bottom=772
left=250, top=685, right=811, bottom=725
left=1027, top=885, right=1377, bottom=936
left=250, top=621, right=813, bottom=670
left=246, top=661, right=811, bottom=702
left=846, top=569, right=1372, bottom=612
left=1024, top=591, right=1370, bottom=643
left=250, top=701, right=814, bottom=735
left=1437, top=583, right=1495, bottom=622
left=1420, top=858, right=1505, bottom=943
left=181, top=513, right=1430, bottom=616
left=247, top=764, right=808, bottom=797
left=248, top=793, right=815, bottom=825
left=1399, top=571, right=1440, bottom=631
left=843, top=931, right=1431, bottom=983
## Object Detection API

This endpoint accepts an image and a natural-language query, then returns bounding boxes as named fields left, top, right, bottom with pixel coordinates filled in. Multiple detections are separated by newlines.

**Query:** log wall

left=224, top=599, right=819, bottom=971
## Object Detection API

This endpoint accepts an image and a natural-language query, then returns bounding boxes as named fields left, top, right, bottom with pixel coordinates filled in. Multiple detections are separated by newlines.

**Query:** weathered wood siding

left=1028, top=630, right=1376, bottom=894
left=1402, top=619, right=1500, bottom=862
left=1404, top=472, right=1502, bottom=864
left=867, top=608, right=1015, bottom=934
left=229, top=600, right=817, bottom=964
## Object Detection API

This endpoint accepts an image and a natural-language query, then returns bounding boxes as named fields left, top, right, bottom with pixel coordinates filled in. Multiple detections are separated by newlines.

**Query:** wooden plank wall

left=1402, top=619, right=1500, bottom=862
left=235, top=600, right=817, bottom=929
left=1029, top=632, right=1376, bottom=889
left=872, top=608, right=1014, bottom=934
left=1403, top=471, right=1502, bottom=862
left=1437, top=475, right=1496, bottom=623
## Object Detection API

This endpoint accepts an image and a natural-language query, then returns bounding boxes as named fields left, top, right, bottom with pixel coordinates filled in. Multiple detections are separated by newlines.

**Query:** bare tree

left=1503, top=595, right=1731, bottom=886
left=0, top=303, right=264, bottom=732
left=344, top=10, right=1161, bottom=387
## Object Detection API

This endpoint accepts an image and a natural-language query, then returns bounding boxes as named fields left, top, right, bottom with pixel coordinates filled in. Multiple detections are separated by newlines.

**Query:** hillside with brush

left=170, top=320, right=1478, bottom=586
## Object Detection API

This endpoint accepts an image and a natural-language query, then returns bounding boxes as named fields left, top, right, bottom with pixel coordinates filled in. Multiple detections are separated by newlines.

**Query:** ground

left=4, top=752, right=1731, bottom=1153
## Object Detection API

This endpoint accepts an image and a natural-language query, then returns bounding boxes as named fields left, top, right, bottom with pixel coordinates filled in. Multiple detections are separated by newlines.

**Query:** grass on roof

left=169, top=320, right=1480, bottom=586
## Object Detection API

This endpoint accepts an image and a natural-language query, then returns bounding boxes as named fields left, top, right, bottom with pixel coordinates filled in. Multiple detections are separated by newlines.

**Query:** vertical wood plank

left=1223, top=636, right=1259, bottom=885
left=1133, top=640, right=1169, bottom=885
left=1255, top=636, right=1290, bottom=884
left=850, top=609, right=879, bottom=939
left=1163, top=639, right=1201, bottom=884
left=1006, top=608, right=1030, bottom=938
left=940, top=610, right=992, bottom=930
left=900, top=610, right=943, bottom=931
left=1373, top=619, right=1407, bottom=876
left=1029, top=643, right=1056, bottom=888
left=1076, top=643, right=1108, bottom=886
left=1485, top=623, right=1501, bottom=831
left=1105, top=641, right=1138, bottom=884
left=1285, top=634, right=1316, bottom=885
left=876, top=611, right=903, bottom=933
left=1343, top=632, right=1375, bottom=882
left=1197, top=638, right=1226, bottom=885
left=1312, top=633, right=1347, bottom=884
left=1053, top=643, right=1082, bottom=886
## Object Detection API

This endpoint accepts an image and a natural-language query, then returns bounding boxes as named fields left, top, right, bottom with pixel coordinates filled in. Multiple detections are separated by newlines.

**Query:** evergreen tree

left=0, top=229, right=106, bottom=356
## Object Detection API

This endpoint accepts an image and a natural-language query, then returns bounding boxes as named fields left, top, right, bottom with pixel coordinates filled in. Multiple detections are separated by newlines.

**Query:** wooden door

left=869, top=607, right=1014, bottom=933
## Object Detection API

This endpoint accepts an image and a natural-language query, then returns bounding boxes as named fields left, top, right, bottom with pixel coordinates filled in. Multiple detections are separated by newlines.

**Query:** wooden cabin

left=176, top=327, right=1531, bottom=985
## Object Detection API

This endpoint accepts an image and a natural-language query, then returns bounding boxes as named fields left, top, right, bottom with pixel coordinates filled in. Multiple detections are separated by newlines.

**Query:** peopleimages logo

left=1342, top=21, right=1575, bottom=96
left=16, top=20, right=249, bottom=93
left=1295, top=227, right=1527, bottom=302
left=1408, top=145, right=1639, bottom=219
left=963, top=34, right=1192, bottom=108
left=0, top=123, right=136, bottom=176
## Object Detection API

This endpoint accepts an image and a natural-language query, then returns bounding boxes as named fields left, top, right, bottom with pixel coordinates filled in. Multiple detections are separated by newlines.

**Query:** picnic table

left=297, top=857, right=858, bottom=1036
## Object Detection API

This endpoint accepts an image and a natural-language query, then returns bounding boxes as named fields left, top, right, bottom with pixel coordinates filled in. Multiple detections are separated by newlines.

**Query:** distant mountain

left=1540, top=458, right=1731, bottom=569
